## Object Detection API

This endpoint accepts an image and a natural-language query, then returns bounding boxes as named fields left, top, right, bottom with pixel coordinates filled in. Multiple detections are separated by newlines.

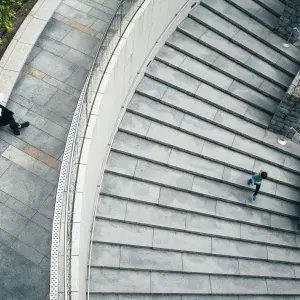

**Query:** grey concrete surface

left=0, top=0, right=120, bottom=299
left=90, top=1, right=300, bottom=299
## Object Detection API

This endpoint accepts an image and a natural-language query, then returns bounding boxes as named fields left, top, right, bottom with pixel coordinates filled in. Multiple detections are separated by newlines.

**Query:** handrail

left=49, top=1, right=145, bottom=299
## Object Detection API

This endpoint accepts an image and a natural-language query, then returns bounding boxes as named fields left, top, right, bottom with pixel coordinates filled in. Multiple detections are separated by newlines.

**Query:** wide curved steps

left=89, top=0, right=300, bottom=298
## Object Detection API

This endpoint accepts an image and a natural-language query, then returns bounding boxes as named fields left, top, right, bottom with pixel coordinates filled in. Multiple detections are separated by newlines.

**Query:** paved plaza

left=0, top=0, right=119, bottom=299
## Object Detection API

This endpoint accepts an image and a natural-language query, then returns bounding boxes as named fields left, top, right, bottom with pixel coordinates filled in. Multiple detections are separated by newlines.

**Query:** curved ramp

left=89, top=0, right=300, bottom=298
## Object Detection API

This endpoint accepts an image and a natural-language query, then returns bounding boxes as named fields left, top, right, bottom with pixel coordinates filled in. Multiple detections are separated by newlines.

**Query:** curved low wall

left=69, top=0, right=200, bottom=298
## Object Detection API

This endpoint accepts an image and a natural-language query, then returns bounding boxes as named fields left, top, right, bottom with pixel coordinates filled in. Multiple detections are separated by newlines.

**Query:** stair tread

left=254, top=0, right=285, bottom=16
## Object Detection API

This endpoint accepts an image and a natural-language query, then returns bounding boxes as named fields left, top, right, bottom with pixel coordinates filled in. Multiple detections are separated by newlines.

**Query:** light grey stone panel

left=101, top=173, right=160, bottom=204
left=183, top=253, right=239, bottom=274
left=190, top=6, right=239, bottom=38
left=91, top=243, right=120, bottom=267
left=96, top=196, right=127, bottom=220
left=120, top=246, right=182, bottom=271
left=159, top=187, right=216, bottom=215
left=136, top=77, right=168, bottom=100
left=106, top=152, right=137, bottom=176
left=128, top=94, right=185, bottom=127
left=93, top=219, right=153, bottom=246
left=212, top=237, right=268, bottom=259
left=267, top=279, right=300, bottom=294
left=120, top=296, right=181, bottom=300
left=178, top=18, right=208, bottom=40
left=42, top=18, right=72, bottom=42
left=120, top=112, right=152, bottom=136
left=147, top=122, right=205, bottom=155
left=181, top=115, right=235, bottom=146
left=156, top=46, right=186, bottom=67
left=186, top=213, right=241, bottom=238
left=216, top=201, right=271, bottom=227
left=168, top=149, right=225, bottom=179
left=284, top=155, right=300, bottom=173
left=153, top=228, right=212, bottom=253
left=241, top=224, right=296, bottom=247
left=125, top=202, right=186, bottom=230
left=211, top=275, right=268, bottom=293
left=259, top=79, right=285, bottom=100
left=146, top=60, right=201, bottom=94
left=276, top=56, right=299, bottom=76
left=276, top=184, right=300, bottom=203
left=112, top=132, right=171, bottom=164
left=35, top=35, right=70, bottom=57
left=162, top=87, right=218, bottom=121
left=134, top=160, right=194, bottom=190
left=270, top=214, right=296, bottom=231
left=89, top=268, right=150, bottom=293
left=151, top=272, right=211, bottom=293
left=239, top=259, right=295, bottom=277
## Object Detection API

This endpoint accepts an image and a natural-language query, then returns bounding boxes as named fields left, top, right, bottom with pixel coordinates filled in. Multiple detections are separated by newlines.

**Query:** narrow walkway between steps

left=89, top=0, right=300, bottom=299
left=0, top=0, right=120, bottom=299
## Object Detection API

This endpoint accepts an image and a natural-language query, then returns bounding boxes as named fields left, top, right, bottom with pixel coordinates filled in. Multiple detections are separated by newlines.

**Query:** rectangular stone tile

left=267, top=279, right=300, bottom=294
left=168, top=149, right=225, bottom=179
left=153, top=228, right=212, bottom=253
left=180, top=114, right=236, bottom=146
left=112, top=132, right=171, bottom=164
left=63, top=0, right=92, bottom=13
left=10, top=92, right=35, bottom=110
left=0, top=202, right=30, bottom=237
left=268, top=246, right=300, bottom=264
left=88, top=8, right=112, bottom=23
left=5, top=196, right=36, bottom=219
left=26, top=46, right=42, bottom=64
left=0, top=139, right=9, bottom=155
left=43, top=75, right=75, bottom=94
left=80, top=0, right=114, bottom=13
left=228, top=81, right=278, bottom=114
left=120, top=247, right=182, bottom=271
left=183, top=253, right=239, bottom=274
left=276, top=55, right=299, bottom=76
left=120, top=112, right=152, bottom=136
left=106, top=152, right=137, bottom=176
left=201, top=141, right=255, bottom=170
left=190, top=6, right=239, bottom=38
left=146, top=60, right=201, bottom=94
left=91, top=18, right=109, bottom=34
left=18, top=222, right=52, bottom=256
left=91, top=243, right=120, bottom=267
left=0, top=189, right=10, bottom=204
left=24, top=145, right=61, bottom=170
left=14, top=72, right=57, bottom=106
left=11, top=239, right=44, bottom=265
left=167, top=31, right=219, bottom=65
left=0, top=240, right=10, bottom=260
left=159, top=187, right=216, bottom=215
left=279, top=168, right=300, bottom=187
left=244, top=105, right=272, bottom=128
left=276, top=183, right=300, bottom=203
left=65, top=66, right=89, bottom=89
left=134, top=160, right=194, bottom=190
left=179, top=18, right=209, bottom=40
left=153, top=272, right=211, bottom=294
left=125, top=202, right=186, bottom=230
left=186, top=213, right=241, bottom=238
left=43, top=168, right=59, bottom=185
left=284, top=155, right=300, bottom=173
left=239, top=258, right=295, bottom=278
left=36, top=35, right=70, bottom=57
left=241, top=224, right=296, bottom=247
left=96, top=195, right=127, bottom=219
left=61, top=17, right=98, bottom=36
left=101, top=173, right=160, bottom=204
left=93, top=219, right=153, bottom=246
left=232, top=135, right=286, bottom=165
left=45, top=89, right=78, bottom=119
left=162, top=86, right=218, bottom=121
left=157, top=46, right=186, bottom=67
left=0, top=228, right=16, bottom=247
left=41, top=120, right=68, bottom=142
left=212, top=237, right=268, bottom=259
left=196, top=83, right=249, bottom=116
left=38, top=189, right=56, bottom=219
left=31, top=104, right=70, bottom=129
left=63, top=48, right=93, bottom=70
left=22, top=65, right=46, bottom=80
left=62, top=28, right=100, bottom=55
left=213, top=55, right=264, bottom=88
left=0, top=164, right=54, bottom=210
left=147, top=122, right=205, bottom=155
left=0, top=156, right=11, bottom=178
left=31, top=50, right=77, bottom=82
left=42, top=18, right=72, bottom=42
left=211, top=275, right=268, bottom=294
left=271, top=214, right=296, bottom=231
left=136, top=77, right=168, bottom=100
left=32, top=212, right=52, bottom=232
left=90, top=268, right=150, bottom=293
left=259, top=79, right=285, bottom=100
left=56, top=3, right=96, bottom=27
left=2, top=146, right=50, bottom=177
left=216, top=201, right=271, bottom=227
left=39, top=256, right=50, bottom=271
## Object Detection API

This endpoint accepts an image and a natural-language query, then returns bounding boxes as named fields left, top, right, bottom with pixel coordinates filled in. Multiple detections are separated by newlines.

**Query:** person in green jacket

left=248, top=170, right=268, bottom=201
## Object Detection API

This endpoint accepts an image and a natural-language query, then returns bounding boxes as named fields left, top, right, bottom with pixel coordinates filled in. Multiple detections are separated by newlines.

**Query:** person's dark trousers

left=254, top=184, right=261, bottom=196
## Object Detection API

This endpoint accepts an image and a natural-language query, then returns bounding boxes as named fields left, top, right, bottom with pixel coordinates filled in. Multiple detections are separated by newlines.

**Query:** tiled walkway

left=0, top=0, right=119, bottom=299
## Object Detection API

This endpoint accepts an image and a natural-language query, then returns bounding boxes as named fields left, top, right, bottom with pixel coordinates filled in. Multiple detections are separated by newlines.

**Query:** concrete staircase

left=89, top=0, right=300, bottom=298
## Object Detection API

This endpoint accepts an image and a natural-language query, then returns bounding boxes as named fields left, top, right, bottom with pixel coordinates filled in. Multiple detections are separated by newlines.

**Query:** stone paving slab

left=255, top=0, right=285, bottom=16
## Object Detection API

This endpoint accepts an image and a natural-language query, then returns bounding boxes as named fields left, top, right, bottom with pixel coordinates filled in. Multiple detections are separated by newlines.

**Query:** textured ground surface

left=0, top=0, right=119, bottom=299
left=89, top=0, right=300, bottom=299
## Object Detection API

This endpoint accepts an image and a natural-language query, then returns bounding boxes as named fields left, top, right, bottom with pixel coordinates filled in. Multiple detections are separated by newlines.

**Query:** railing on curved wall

left=50, top=1, right=145, bottom=299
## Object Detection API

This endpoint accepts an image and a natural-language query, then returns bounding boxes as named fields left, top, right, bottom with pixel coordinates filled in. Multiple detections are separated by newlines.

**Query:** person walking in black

left=0, top=104, right=29, bottom=135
